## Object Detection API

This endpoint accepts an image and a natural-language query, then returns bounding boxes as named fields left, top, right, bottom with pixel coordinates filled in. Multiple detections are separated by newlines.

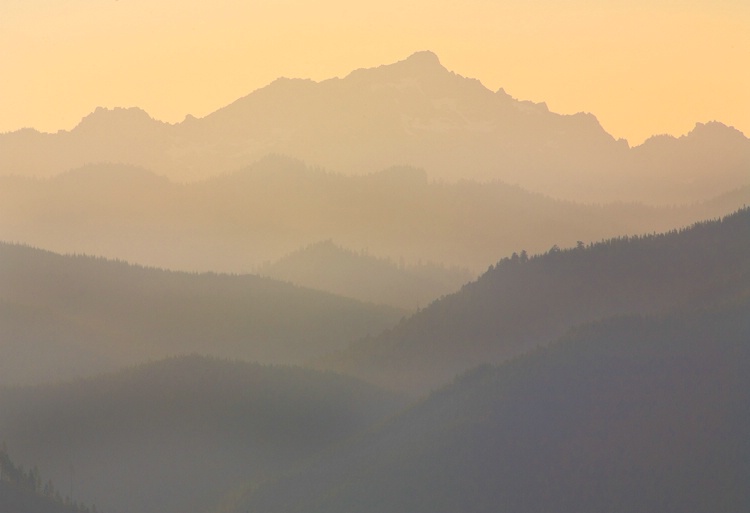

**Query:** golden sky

left=1, top=0, right=748, bottom=144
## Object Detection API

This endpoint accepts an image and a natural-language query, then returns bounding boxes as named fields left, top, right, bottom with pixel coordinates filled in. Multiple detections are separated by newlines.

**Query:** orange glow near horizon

left=1, top=0, right=748, bottom=145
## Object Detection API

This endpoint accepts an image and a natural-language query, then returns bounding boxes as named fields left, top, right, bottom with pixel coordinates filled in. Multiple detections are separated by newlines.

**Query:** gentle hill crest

left=256, top=239, right=472, bottom=310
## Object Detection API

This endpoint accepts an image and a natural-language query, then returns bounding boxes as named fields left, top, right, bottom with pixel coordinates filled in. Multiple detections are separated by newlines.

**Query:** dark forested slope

left=319, top=208, right=750, bottom=393
left=0, top=243, right=402, bottom=385
left=236, top=297, right=750, bottom=513
left=0, top=356, right=406, bottom=513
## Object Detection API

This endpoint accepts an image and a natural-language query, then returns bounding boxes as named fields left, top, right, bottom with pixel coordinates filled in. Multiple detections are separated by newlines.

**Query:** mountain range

left=2, top=51, right=748, bottom=204
left=2, top=49, right=749, bottom=513
left=2, top=207, right=748, bottom=512
left=2, top=157, right=747, bottom=276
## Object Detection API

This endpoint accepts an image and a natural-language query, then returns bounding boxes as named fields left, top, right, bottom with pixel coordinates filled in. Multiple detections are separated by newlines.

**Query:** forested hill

left=0, top=445, right=96, bottom=513
left=0, top=243, right=403, bottom=386
left=0, top=355, right=406, bottom=513
left=235, top=296, right=750, bottom=513
left=318, top=208, right=750, bottom=393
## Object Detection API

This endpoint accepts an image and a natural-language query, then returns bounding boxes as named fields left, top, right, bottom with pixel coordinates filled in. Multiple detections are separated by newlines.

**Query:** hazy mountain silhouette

left=317, top=208, right=750, bottom=393
left=0, top=355, right=405, bottom=513
left=256, top=240, right=472, bottom=309
left=1, top=52, right=748, bottom=204
left=233, top=298, right=750, bottom=513
left=2, top=157, right=747, bottom=274
left=0, top=243, right=403, bottom=386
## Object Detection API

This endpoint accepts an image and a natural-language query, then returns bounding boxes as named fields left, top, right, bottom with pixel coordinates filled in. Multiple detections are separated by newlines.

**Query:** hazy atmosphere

left=2, top=0, right=749, bottom=144
left=1, top=1, right=749, bottom=513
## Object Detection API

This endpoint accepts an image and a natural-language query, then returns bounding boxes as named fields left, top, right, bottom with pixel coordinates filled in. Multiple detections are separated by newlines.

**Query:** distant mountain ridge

left=2, top=158, right=747, bottom=274
left=1, top=51, right=748, bottom=204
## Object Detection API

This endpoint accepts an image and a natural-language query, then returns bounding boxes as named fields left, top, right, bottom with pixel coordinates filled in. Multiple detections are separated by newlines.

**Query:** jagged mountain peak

left=344, top=50, right=452, bottom=84
left=687, top=120, right=748, bottom=141
left=403, top=50, right=442, bottom=67
left=638, top=120, right=749, bottom=149
left=73, top=105, right=163, bottom=133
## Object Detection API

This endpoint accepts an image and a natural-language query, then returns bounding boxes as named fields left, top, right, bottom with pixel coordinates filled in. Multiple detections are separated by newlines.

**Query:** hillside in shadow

left=0, top=356, right=405, bottom=513
left=234, top=297, right=750, bottom=513
left=317, top=208, right=750, bottom=393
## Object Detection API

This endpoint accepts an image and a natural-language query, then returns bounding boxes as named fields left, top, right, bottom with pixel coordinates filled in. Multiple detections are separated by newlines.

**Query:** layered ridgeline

left=1, top=158, right=747, bottom=275
left=0, top=355, right=406, bottom=513
left=317, top=208, right=750, bottom=393
left=232, top=297, right=750, bottom=513
left=2, top=52, right=749, bottom=204
left=0, top=243, right=403, bottom=386
left=257, top=240, right=472, bottom=310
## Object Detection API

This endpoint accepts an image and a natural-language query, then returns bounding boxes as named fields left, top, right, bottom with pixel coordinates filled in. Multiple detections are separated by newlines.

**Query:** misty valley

left=1, top=53, right=749, bottom=513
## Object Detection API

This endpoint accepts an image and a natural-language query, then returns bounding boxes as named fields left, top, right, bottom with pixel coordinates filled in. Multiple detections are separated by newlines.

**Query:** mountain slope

left=0, top=243, right=403, bottom=386
left=317, top=208, right=750, bottom=393
left=1, top=52, right=748, bottom=204
left=234, top=298, right=750, bottom=513
left=0, top=355, right=406, bottom=513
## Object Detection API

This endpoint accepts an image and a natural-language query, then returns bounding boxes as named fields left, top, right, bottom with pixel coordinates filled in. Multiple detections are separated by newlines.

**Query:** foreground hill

left=0, top=243, right=403, bottom=386
left=0, top=483, right=87, bottom=513
left=1, top=52, right=748, bottom=204
left=234, top=297, right=750, bottom=513
left=1, top=445, right=95, bottom=513
left=2, top=158, right=747, bottom=274
left=318, top=208, right=750, bottom=393
left=257, top=240, right=472, bottom=310
left=0, top=356, right=406, bottom=513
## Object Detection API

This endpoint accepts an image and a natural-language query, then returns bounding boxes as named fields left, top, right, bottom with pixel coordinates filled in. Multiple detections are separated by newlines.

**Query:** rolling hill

left=0, top=242, right=403, bottom=386
left=256, top=240, right=472, bottom=310
left=0, top=355, right=406, bottom=513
